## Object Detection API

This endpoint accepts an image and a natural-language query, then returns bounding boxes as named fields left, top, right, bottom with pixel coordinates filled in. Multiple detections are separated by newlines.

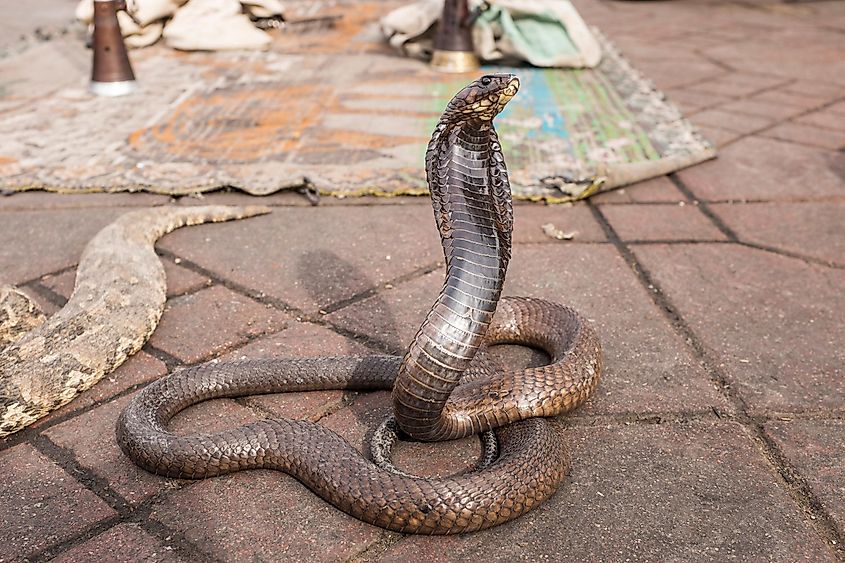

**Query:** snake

left=117, top=74, right=603, bottom=535
left=0, top=205, right=270, bottom=437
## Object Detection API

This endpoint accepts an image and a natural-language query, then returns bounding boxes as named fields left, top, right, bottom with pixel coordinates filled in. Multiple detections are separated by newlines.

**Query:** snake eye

left=480, top=76, right=492, bottom=86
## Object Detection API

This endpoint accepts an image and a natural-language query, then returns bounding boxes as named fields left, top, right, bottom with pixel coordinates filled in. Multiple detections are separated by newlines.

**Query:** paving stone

left=684, top=72, right=788, bottom=98
left=175, top=189, right=313, bottom=208
left=827, top=100, right=845, bottom=116
left=504, top=246, right=727, bottom=416
left=0, top=191, right=170, bottom=211
left=0, top=208, right=124, bottom=285
left=590, top=175, right=686, bottom=204
left=658, top=31, right=734, bottom=53
left=751, top=89, right=835, bottom=112
left=0, top=0, right=78, bottom=51
left=37, top=268, right=75, bottom=301
left=52, top=523, right=190, bottom=563
left=45, top=389, right=260, bottom=506
left=325, top=269, right=444, bottom=358
left=379, top=422, right=835, bottom=562
left=765, top=420, right=845, bottom=533
left=795, top=108, right=845, bottom=132
left=602, top=36, right=725, bottom=91
left=815, top=13, right=845, bottom=34
left=157, top=206, right=443, bottom=314
left=161, top=259, right=214, bottom=297
left=676, top=136, right=845, bottom=202
left=783, top=80, right=844, bottom=101
left=633, top=244, right=845, bottom=415
left=321, top=391, right=482, bottom=480
left=761, top=122, right=845, bottom=151
left=600, top=203, right=727, bottom=241
left=712, top=202, right=845, bottom=266
left=389, top=434, right=485, bottom=479
left=176, top=190, right=422, bottom=208
left=664, top=88, right=732, bottom=114
left=690, top=109, right=774, bottom=135
left=701, top=24, right=766, bottom=45
left=147, top=285, right=290, bottom=363
left=0, top=37, right=86, bottom=98
left=511, top=203, right=605, bottom=244
left=701, top=27, right=845, bottom=83
left=227, top=320, right=372, bottom=362
left=624, top=53, right=725, bottom=91
left=150, top=453, right=383, bottom=561
left=30, top=351, right=167, bottom=431
left=718, top=98, right=808, bottom=121
left=321, top=390, right=393, bottom=453
left=14, top=284, right=60, bottom=316
left=222, top=321, right=373, bottom=421
left=694, top=124, right=743, bottom=149
left=0, top=443, right=116, bottom=561
left=328, top=245, right=726, bottom=416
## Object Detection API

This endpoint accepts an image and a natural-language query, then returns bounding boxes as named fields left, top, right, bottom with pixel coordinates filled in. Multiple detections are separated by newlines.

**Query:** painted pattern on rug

left=0, top=2, right=713, bottom=201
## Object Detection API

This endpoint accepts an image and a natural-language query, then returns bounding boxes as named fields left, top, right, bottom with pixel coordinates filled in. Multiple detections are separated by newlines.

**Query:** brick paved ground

left=1, top=0, right=844, bottom=561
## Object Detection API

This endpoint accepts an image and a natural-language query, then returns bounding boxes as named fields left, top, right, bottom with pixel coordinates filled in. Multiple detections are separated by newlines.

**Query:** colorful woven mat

left=0, top=3, right=713, bottom=201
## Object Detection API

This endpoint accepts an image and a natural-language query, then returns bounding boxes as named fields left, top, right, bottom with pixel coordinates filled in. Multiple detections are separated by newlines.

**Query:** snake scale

left=0, top=205, right=270, bottom=436
left=118, top=74, right=603, bottom=534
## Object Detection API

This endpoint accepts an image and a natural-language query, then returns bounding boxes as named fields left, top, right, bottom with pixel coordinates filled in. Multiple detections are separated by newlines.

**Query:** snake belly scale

left=117, top=74, right=603, bottom=534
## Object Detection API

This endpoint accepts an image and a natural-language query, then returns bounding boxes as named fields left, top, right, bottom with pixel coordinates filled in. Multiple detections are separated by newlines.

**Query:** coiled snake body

left=118, top=75, right=603, bottom=534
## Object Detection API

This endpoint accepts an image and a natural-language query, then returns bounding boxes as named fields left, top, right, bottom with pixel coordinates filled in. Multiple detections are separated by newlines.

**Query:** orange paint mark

left=129, top=84, right=327, bottom=161
left=272, top=3, right=393, bottom=55
left=128, top=78, right=426, bottom=164
left=301, top=128, right=422, bottom=153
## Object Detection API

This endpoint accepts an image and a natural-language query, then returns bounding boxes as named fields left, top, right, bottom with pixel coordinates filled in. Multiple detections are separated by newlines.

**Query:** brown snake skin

left=117, top=74, right=603, bottom=534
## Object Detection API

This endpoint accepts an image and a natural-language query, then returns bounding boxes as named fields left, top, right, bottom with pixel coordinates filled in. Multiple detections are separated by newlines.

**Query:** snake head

left=443, top=73, right=520, bottom=123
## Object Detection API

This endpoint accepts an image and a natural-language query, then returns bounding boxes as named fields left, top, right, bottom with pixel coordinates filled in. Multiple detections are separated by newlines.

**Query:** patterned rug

left=0, top=3, right=714, bottom=202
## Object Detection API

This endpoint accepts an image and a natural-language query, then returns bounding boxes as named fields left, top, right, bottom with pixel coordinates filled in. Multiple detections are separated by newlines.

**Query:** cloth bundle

left=380, top=0, right=602, bottom=68
left=75, top=0, right=283, bottom=50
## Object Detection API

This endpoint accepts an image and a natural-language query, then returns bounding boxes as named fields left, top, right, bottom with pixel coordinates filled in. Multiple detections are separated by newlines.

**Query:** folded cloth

left=380, top=0, right=601, bottom=68
left=76, top=0, right=180, bottom=47
left=164, top=0, right=273, bottom=50
left=75, top=0, right=284, bottom=50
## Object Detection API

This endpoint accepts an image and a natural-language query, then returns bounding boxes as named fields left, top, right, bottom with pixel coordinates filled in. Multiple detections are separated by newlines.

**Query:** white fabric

left=75, top=0, right=284, bottom=50
left=380, top=0, right=601, bottom=68
left=164, top=0, right=272, bottom=50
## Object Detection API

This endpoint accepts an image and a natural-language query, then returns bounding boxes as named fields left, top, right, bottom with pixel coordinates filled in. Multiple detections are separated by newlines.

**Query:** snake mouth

left=503, top=76, right=520, bottom=98
left=496, top=77, right=520, bottom=111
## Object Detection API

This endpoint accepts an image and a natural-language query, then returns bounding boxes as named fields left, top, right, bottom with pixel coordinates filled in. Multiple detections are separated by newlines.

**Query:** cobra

left=117, top=74, right=603, bottom=535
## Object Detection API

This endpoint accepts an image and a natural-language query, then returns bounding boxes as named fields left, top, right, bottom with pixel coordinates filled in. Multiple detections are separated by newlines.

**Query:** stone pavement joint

left=669, top=173, right=741, bottom=241
left=733, top=241, right=845, bottom=270
left=563, top=409, right=723, bottom=428
left=28, top=487, right=218, bottom=563
left=142, top=345, right=184, bottom=372
left=32, top=435, right=132, bottom=514
left=157, top=247, right=441, bottom=357
left=318, top=260, right=443, bottom=317
left=702, top=91, right=845, bottom=151
left=154, top=248, right=303, bottom=316
left=587, top=201, right=845, bottom=557
left=670, top=173, right=845, bottom=269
